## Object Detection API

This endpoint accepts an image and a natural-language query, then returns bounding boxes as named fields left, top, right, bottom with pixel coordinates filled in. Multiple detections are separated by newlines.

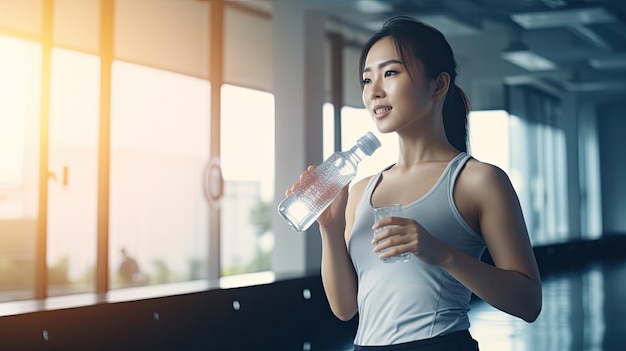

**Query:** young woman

left=286, top=16, right=542, bottom=350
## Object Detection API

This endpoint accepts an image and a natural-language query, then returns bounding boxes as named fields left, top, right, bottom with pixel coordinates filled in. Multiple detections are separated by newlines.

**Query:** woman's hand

left=372, top=217, right=451, bottom=266
left=285, top=165, right=349, bottom=233
left=284, top=165, right=317, bottom=197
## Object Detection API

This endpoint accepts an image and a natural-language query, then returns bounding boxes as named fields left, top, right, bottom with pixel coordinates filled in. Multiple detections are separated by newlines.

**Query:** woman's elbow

left=521, top=287, right=543, bottom=323
left=332, top=307, right=357, bottom=322
left=521, top=302, right=542, bottom=323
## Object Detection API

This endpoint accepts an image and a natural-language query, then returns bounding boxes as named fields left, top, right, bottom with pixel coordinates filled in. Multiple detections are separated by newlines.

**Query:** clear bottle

left=278, top=132, right=381, bottom=232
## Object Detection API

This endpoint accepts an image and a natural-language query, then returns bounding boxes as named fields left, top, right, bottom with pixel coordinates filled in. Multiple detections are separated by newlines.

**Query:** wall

left=0, top=276, right=357, bottom=350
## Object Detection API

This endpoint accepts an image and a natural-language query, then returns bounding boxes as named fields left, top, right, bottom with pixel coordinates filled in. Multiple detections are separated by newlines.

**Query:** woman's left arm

left=441, top=162, right=542, bottom=322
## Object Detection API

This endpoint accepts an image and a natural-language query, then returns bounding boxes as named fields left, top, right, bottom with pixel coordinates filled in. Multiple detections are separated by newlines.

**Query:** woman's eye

left=384, top=70, right=397, bottom=77
left=362, top=77, right=371, bottom=85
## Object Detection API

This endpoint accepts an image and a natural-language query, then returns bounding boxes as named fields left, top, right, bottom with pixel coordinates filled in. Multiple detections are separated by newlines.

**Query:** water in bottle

left=278, top=132, right=381, bottom=232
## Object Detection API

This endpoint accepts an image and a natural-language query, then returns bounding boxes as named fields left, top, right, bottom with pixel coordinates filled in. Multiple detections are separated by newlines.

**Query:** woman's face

left=361, top=36, right=437, bottom=134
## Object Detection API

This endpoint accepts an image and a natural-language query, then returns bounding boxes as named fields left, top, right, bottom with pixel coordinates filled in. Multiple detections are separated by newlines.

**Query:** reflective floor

left=468, top=257, right=626, bottom=351
left=274, top=256, right=626, bottom=351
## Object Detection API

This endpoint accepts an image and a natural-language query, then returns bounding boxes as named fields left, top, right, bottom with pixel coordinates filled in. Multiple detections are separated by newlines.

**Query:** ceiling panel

left=317, top=0, right=626, bottom=95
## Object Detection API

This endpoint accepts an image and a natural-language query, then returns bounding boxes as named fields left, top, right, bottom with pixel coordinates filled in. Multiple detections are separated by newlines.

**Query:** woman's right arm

left=319, top=177, right=369, bottom=321
left=286, top=168, right=368, bottom=321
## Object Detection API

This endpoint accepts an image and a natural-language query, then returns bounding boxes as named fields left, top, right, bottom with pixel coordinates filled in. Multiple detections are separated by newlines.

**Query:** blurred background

left=0, top=0, right=625, bottom=350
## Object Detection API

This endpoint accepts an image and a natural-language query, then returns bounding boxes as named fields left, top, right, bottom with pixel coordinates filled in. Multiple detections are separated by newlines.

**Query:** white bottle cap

left=357, top=132, right=381, bottom=156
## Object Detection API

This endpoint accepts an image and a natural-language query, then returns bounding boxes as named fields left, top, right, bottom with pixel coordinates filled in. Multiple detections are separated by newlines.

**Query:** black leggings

left=354, top=330, right=479, bottom=351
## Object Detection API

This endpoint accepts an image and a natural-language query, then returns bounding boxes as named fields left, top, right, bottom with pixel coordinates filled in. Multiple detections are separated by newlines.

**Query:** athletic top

left=348, top=152, right=486, bottom=346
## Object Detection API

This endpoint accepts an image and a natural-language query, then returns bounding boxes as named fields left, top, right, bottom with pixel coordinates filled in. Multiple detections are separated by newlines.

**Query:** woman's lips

left=373, top=106, right=392, bottom=119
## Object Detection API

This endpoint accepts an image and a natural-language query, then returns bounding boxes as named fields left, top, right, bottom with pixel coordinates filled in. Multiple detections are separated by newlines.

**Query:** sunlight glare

left=220, top=84, right=275, bottom=200
left=0, top=36, right=41, bottom=189
left=469, top=110, right=511, bottom=174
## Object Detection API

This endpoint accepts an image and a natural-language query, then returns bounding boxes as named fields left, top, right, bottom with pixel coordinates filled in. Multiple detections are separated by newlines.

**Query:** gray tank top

left=348, top=152, right=486, bottom=346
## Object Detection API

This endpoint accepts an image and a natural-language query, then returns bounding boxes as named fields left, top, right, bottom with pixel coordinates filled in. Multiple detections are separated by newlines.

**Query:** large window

left=0, top=0, right=280, bottom=305
left=0, top=0, right=225, bottom=305
left=509, top=114, right=569, bottom=245
left=469, top=107, right=569, bottom=246
left=110, top=62, right=210, bottom=288
left=506, top=85, right=570, bottom=245
left=0, top=36, right=42, bottom=302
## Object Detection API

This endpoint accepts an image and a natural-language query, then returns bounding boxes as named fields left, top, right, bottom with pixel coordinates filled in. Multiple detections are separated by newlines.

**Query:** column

left=272, top=3, right=327, bottom=277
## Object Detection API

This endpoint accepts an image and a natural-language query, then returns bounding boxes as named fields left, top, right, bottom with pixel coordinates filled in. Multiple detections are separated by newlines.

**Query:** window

left=469, top=110, right=511, bottom=174
left=109, top=61, right=211, bottom=288
left=0, top=36, right=42, bottom=302
left=579, top=112, right=602, bottom=239
left=0, top=1, right=285, bottom=303
left=1, top=0, right=278, bottom=303
left=47, top=48, right=100, bottom=296
left=509, top=114, right=569, bottom=245
left=469, top=107, right=569, bottom=246
left=220, top=84, right=274, bottom=277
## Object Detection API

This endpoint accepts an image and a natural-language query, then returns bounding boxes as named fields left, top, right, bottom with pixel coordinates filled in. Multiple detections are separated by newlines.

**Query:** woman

left=287, top=16, right=541, bottom=350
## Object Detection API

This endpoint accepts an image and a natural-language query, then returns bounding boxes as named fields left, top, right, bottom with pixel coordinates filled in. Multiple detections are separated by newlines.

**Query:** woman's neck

left=395, top=135, right=459, bottom=170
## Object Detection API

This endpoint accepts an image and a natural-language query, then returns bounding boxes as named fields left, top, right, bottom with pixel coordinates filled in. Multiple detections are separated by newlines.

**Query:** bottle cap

left=356, top=131, right=381, bottom=156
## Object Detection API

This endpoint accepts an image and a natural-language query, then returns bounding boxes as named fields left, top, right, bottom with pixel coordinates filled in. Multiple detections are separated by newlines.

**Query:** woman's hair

left=359, top=16, right=471, bottom=152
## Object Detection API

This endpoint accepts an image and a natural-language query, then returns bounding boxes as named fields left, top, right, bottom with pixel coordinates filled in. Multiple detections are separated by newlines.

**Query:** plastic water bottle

left=278, top=132, right=381, bottom=232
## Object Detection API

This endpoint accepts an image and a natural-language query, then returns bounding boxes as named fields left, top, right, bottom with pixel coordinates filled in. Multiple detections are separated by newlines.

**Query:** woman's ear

left=432, top=72, right=451, bottom=99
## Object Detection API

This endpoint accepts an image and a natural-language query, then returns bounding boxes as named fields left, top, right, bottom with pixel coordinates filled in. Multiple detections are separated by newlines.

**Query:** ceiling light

left=504, top=76, right=563, bottom=95
left=362, top=20, right=386, bottom=32
left=511, top=7, right=615, bottom=29
left=354, top=0, right=393, bottom=14
left=570, top=24, right=612, bottom=50
left=501, top=42, right=557, bottom=71
left=563, top=80, right=626, bottom=92
left=589, top=54, right=626, bottom=70
left=417, top=15, right=481, bottom=37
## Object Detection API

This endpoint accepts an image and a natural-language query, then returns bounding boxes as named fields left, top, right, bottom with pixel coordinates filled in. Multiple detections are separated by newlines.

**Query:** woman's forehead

left=364, top=37, right=401, bottom=66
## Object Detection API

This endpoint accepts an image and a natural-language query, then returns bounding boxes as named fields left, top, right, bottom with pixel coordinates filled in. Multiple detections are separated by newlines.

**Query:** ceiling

left=256, top=0, right=626, bottom=100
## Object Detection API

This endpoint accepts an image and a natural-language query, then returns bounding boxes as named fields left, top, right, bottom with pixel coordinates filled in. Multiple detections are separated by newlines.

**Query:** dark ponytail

left=443, top=84, right=470, bottom=153
left=360, top=16, right=471, bottom=152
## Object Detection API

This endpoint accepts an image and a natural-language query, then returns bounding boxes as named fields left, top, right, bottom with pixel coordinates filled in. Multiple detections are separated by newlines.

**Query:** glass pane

left=469, top=110, right=569, bottom=246
left=468, top=110, right=511, bottom=173
left=579, top=115, right=602, bottom=239
left=509, top=114, right=569, bottom=246
left=47, top=48, right=99, bottom=296
left=0, top=36, right=42, bottom=302
left=509, top=114, right=537, bottom=241
left=110, top=62, right=210, bottom=288
left=220, top=84, right=274, bottom=276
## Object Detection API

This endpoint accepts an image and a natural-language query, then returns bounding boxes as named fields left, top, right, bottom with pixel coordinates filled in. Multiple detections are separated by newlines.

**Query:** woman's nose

left=367, top=78, right=385, bottom=99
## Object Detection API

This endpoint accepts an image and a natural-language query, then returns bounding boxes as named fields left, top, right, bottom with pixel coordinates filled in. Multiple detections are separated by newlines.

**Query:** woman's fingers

left=285, top=165, right=317, bottom=196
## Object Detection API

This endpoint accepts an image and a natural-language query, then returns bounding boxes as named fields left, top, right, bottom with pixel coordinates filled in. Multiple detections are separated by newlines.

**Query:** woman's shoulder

left=460, top=156, right=517, bottom=199
left=452, top=157, right=518, bottom=224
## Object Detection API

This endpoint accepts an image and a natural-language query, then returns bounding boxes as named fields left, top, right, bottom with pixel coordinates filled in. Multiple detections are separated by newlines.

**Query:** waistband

left=354, top=330, right=478, bottom=351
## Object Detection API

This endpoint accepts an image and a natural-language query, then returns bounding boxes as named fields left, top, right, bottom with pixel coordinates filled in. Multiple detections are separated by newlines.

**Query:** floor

left=468, top=257, right=626, bottom=351
left=235, top=255, right=626, bottom=351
